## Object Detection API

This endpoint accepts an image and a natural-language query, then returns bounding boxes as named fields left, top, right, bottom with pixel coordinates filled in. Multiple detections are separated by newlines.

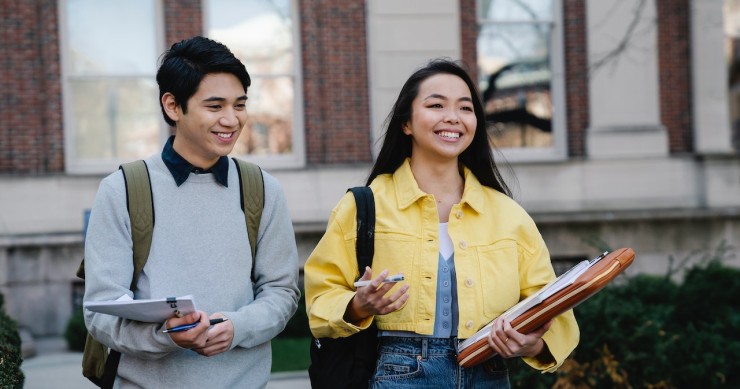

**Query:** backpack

left=76, top=158, right=264, bottom=389
left=308, top=186, right=378, bottom=389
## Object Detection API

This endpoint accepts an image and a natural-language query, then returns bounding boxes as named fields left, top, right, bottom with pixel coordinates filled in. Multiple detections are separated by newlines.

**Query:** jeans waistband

left=378, top=336, right=506, bottom=370
left=377, top=336, right=459, bottom=358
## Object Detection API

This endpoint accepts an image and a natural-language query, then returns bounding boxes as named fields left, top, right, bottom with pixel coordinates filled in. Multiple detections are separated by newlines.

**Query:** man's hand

left=166, top=311, right=210, bottom=349
left=192, top=313, right=234, bottom=357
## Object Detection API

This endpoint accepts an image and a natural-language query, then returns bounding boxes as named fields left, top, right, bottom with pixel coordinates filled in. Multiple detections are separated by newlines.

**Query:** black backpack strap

left=347, top=187, right=375, bottom=271
left=233, top=158, right=264, bottom=283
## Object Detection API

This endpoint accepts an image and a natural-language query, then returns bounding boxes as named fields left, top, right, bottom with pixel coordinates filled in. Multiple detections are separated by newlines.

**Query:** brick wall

left=300, top=0, right=372, bottom=164
left=0, top=0, right=63, bottom=174
left=563, top=0, right=589, bottom=158
left=459, top=0, right=478, bottom=82
left=162, top=0, right=202, bottom=49
left=657, top=0, right=693, bottom=153
left=0, top=1, right=693, bottom=173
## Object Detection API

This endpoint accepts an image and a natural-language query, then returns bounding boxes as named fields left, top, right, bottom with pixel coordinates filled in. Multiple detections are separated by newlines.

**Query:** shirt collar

left=392, top=158, right=485, bottom=214
left=161, top=136, right=229, bottom=187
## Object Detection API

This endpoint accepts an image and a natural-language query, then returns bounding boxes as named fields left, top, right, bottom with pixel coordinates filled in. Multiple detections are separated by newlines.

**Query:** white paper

left=84, top=295, right=196, bottom=323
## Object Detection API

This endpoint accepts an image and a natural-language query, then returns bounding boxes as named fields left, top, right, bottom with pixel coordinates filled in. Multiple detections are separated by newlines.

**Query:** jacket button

left=465, top=320, right=474, bottom=329
left=459, top=240, right=468, bottom=249
left=465, top=278, right=474, bottom=287
left=455, top=210, right=463, bottom=219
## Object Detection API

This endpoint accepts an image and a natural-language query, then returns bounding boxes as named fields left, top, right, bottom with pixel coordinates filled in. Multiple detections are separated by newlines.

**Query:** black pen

left=162, top=318, right=228, bottom=333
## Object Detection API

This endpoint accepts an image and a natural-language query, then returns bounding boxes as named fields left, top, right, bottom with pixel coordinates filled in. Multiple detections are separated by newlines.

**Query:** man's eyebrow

left=201, top=95, right=248, bottom=103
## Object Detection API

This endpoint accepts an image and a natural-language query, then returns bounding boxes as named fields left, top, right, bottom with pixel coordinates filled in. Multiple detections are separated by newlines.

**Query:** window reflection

left=477, top=0, right=554, bottom=149
left=64, top=0, right=160, bottom=162
left=206, top=0, right=296, bottom=157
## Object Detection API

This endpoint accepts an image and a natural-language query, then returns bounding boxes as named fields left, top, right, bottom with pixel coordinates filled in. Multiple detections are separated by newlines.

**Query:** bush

left=510, top=257, right=740, bottom=388
left=65, top=309, right=87, bottom=352
left=0, top=293, right=25, bottom=388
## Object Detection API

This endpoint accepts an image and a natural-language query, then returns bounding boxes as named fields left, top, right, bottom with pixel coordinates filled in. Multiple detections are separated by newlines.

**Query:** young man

left=83, top=36, right=300, bottom=387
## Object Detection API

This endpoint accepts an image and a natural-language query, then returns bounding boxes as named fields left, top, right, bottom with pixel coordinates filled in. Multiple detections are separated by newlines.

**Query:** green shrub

left=0, top=293, right=25, bottom=389
left=64, top=309, right=88, bottom=352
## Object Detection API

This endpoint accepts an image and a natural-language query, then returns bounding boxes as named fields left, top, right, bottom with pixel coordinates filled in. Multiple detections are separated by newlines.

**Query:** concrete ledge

left=532, top=206, right=740, bottom=225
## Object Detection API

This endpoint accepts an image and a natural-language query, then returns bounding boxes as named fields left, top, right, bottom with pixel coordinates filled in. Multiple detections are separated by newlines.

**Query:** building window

left=205, top=0, right=305, bottom=168
left=61, top=0, right=165, bottom=174
left=477, top=0, right=567, bottom=160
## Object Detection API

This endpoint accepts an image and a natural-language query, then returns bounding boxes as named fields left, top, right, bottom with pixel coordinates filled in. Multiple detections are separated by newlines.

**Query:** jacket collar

left=392, top=158, right=485, bottom=214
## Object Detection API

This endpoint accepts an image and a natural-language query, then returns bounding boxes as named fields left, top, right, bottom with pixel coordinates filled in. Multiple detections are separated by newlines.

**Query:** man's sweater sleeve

left=83, top=172, right=181, bottom=359
left=227, top=172, right=300, bottom=349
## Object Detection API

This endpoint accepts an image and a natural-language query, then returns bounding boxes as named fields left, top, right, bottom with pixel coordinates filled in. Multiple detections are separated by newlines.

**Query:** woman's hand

left=344, top=267, right=410, bottom=323
left=486, top=317, right=552, bottom=359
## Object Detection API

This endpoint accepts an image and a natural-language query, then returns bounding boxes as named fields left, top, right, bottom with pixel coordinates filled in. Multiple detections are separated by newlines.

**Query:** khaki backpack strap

left=119, top=160, right=154, bottom=291
left=233, top=158, right=264, bottom=281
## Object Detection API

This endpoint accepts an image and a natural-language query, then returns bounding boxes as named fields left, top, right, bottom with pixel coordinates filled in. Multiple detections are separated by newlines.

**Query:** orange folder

left=457, top=248, right=635, bottom=368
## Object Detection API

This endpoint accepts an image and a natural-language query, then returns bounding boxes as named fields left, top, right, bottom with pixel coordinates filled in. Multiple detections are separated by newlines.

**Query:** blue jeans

left=370, top=337, right=510, bottom=389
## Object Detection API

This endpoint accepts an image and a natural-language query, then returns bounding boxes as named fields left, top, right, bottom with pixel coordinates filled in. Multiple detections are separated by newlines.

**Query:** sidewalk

left=20, top=337, right=310, bottom=389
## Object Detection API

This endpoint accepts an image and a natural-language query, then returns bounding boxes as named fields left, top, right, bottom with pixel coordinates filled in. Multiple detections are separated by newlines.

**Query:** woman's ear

left=162, top=92, right=180, bottom=123
left=402, top=122, right=412, bottom=135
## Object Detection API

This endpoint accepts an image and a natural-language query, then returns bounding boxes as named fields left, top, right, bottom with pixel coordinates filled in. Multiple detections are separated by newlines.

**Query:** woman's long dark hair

left=366, top=59, right=511, bottom=197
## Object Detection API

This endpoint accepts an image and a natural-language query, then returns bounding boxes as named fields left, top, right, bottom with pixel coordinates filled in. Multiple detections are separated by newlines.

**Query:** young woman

left=304, top=59, right=579, bottom=388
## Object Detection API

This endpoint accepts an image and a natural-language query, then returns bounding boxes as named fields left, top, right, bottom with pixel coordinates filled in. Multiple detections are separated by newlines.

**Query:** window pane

left=479, top=0, right=553, bottom=21
left=206, top=0, right=296, bottom=157
left=64, top=0, right=161, bottom=171
left=478, top=2, right=554, bottom=149
left=69, top=78, right=160, bottom=159
left=66, top=0, right=157, bottom=75
left=233, top=76, right=294, bottom=155
left=206, top=0, right=294, bottom=74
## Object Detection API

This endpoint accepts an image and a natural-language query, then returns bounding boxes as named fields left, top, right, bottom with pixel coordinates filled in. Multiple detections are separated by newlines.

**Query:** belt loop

left=421, top=338, right=428, bottom=359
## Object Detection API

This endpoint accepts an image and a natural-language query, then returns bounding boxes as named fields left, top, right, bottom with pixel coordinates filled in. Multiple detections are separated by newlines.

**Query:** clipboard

left=457, top=248, right=635, bottom=368
left=84, top=294, right=197, bottom=323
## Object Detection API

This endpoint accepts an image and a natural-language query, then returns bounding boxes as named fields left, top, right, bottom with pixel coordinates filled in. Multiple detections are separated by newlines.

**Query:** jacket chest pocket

left=476, top=242, right=520, bottom=318
left=371, top=233, right=419, bottom=279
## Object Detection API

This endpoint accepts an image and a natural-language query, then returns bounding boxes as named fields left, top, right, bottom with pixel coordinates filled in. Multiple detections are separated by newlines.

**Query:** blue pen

left=162, top=318, right=228, bottom=333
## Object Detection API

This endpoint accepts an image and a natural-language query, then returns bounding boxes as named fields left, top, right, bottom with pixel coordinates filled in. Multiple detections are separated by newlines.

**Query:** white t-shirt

left=439, top=222, right=453, bottom=260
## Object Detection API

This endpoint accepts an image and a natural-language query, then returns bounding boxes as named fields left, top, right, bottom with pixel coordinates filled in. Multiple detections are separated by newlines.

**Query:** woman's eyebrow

left=423, top=93, right=472, bottom=103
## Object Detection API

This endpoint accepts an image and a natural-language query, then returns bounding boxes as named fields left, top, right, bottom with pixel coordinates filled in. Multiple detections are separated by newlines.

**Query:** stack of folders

left=457, top=247, right=635, bottom=368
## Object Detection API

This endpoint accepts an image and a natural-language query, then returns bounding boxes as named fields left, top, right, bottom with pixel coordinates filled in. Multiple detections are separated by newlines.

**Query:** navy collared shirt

left=161, top=136, right=229, bottom=187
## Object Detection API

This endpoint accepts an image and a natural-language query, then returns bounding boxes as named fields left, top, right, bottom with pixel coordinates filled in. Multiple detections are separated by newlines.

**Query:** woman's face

left=403, top=73, right=476, bottom=163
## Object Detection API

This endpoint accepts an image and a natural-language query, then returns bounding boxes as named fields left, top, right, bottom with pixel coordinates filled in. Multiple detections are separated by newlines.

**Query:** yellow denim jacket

left=305, top=159, right=579, bottom=372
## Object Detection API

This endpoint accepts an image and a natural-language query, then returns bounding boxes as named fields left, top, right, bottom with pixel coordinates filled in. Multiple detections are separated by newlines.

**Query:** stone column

left=586, top=0, right=668, bottom=158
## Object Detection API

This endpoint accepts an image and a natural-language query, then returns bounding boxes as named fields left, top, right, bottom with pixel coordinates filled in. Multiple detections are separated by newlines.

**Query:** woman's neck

left=409, top=157, right=464, bottom=222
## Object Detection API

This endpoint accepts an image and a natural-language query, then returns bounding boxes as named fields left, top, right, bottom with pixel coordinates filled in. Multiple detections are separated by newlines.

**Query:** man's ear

left=162, top=92, right=180, bottom=122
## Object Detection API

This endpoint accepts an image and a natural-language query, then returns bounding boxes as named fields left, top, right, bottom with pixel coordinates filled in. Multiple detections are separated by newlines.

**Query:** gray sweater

left=83, top=155, right=300, bottom=388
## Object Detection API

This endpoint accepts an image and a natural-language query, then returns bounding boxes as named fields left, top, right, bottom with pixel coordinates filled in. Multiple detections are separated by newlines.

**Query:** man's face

left=168, top=72, right=247, bottom=168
